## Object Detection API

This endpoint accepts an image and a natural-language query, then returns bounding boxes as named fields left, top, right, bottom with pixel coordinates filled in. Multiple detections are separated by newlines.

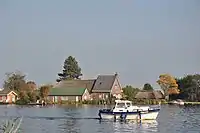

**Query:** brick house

left=90, top=74, right=122, bottom=100
left=48, top=73, right=123, bottom=102
left=0, top=89, right=18, bottom=103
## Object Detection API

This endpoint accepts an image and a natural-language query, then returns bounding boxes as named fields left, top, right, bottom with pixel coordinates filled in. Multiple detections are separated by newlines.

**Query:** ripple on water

left=1, top=105, right=200, bottom=133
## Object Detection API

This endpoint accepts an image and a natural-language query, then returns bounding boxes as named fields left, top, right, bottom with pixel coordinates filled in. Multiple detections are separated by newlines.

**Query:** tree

left=157, top=74, right=179, bottom=100
left=27, top=81, right=37, bottom=91
left=122, top=85, right=140, bottom=100
left=27, top=91, right=37, bottom=102
left=17, top=91, right=30, bottom=104
left=3, top=71, right=28, bottom=92
left=176, top=74, right=200, bottom=101
left=143, top=83, right=153, bottom=91
left=39, top=85, right=50, bottom=100
left=57, top=56, right=82, bottom=82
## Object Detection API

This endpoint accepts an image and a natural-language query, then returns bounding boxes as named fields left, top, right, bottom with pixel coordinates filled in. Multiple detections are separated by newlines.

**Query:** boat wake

left=0, top=116, right=100, bottom=120
left=0, top=116, right=158, bottom=124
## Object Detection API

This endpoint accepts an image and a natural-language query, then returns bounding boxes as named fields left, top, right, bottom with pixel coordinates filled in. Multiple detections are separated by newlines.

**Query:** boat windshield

left=116, top=103, right=126, bottom=108
left=126, top=102, right=131, bottom=107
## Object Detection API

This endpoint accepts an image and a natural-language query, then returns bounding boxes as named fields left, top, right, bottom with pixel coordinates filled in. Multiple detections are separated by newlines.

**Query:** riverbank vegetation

left=1, top=56, right=199, bottom=105
left=171, top=74, right=200, bottom=102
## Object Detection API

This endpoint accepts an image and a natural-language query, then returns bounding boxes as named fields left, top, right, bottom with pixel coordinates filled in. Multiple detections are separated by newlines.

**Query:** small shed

left=0, top=89, right=18, bottom=103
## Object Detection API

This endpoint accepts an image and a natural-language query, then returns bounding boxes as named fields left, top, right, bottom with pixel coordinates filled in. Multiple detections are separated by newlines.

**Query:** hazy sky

left=0, top=0, right=199, bottom=88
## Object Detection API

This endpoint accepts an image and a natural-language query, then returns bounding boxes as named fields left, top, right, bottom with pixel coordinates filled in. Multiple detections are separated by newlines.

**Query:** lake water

left=0, top=104, right=200, bottom=133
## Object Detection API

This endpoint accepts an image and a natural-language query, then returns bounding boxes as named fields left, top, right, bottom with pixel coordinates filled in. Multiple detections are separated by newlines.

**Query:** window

left=126, top=103, right=131, bottom=107
left=61, top=96, right=68, bottom=100
left=83, top=96, right=87, bottom=100
left=116, top=103, right=125, bottom=108
left=2, top=96, right=6, bottom=100
left=54, top=96, right=58, bottom=102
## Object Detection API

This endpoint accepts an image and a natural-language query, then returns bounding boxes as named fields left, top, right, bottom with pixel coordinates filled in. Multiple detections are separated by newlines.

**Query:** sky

left=0, top=0, right=199, bottom=88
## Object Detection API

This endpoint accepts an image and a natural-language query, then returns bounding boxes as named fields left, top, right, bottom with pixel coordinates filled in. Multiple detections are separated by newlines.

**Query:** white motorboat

left=98, top=100, right=161, bottom=121
left=169, top=99, right=184, bottom=105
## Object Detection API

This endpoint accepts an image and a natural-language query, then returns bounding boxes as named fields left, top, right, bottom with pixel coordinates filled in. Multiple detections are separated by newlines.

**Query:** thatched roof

left=135, top=90, right=164, bottom=99
left=55, top=80, right=95, bottom=92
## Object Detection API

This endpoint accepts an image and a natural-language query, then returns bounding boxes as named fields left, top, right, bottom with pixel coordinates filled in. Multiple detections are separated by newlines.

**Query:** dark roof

left=135, top=90, right=164, bottom=99
left=49, top=88, right=86, bottom=96
left=55, top=80, right=95, bottom=92
left=92, top=74, right=117, bottom=93
left=0, top=89, right=17, bottom=96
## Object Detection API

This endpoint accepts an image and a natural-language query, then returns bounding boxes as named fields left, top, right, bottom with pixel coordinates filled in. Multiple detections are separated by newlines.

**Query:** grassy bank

left=184, top=102, right=200, bottom=105
left=12, top=98, right=168, bottom=106
left=46, top=99, right=167, bottom=105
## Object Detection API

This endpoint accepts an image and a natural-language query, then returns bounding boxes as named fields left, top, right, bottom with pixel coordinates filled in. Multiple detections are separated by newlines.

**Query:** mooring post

left=139, top=111, right=141, bottom=120
left=98, top=110, right=102, bottom=120
left=114, top=114, right=116, bottom=122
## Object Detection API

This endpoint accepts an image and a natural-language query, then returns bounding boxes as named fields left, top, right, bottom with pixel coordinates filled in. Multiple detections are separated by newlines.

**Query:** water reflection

left=137, top=120, right=158, bottom=132
left=97, top=120, right=158, bottom=133
left=59, top=119, right=80, bottom=133
left=1, top=105, right=200, bottom=133
left=58, top=107, right=81, bottom=133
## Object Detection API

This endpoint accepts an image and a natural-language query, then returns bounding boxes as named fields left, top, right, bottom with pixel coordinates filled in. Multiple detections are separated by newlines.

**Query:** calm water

left=0, top=104, right=200, bottom=133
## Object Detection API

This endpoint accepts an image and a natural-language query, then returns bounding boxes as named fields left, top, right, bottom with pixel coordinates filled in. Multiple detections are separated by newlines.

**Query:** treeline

left=2, top=55, right=199, bottom=104
left=122, top=74, right=200, bottom=102
left=122, top=83, right=153, bottom=100
left=172, top=74, right=200, bottom=101
left=3, top=71, right=52, bottom=104
left=156, top=73, right=200, bottom=102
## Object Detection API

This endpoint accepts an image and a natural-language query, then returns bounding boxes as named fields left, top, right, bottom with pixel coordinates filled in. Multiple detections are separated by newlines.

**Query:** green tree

left=57, top=56, right=82, bottom=82
left=17, top=91, right=30, bottom=104
left=176, top=74, right=200, bottom=101
left=143, top=83, right=153, bottom=91
left=122, top=85, right=139, bottom=100
left=27, top=91, right=37, bottom=102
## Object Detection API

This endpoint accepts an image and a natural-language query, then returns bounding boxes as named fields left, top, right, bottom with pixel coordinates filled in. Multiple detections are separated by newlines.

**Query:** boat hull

left=98, top=109, right=160, bottom=120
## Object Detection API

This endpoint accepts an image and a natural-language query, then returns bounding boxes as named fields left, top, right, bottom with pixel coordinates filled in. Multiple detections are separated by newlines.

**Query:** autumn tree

left=39, top=85, right=50, bottom=101
left=3, top=71, right=28, bottom=92
left=143, top=83, right=153, bottom=91
left=27, top=81, right=37, bottom=91
left=57, top=56, right=82, bottom=82
left=157, top=74, right=179, bottom=100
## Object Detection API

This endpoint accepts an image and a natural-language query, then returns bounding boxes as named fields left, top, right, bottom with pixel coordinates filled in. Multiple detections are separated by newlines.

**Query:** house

left=91, top=74, right=122, bottom=100
left=0, top=89, right=18, bottom=103
left=48, top=73, right=123, bottom=102
left=48, top=88, right=90, bottom=102
left=135, top=90, right=164, bottom=99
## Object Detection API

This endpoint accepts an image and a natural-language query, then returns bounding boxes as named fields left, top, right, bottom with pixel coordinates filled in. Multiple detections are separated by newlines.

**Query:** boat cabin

left=113, top=100, right=135, bottom=112
left=115, top=100, right=132, bottom=108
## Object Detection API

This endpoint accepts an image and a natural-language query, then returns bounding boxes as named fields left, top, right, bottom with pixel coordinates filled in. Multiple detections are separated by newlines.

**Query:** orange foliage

left=157, top=74, right=179, bottom=95
left=168, top=88, right=180, bottom=95
left=39, top=85, right=50, bottom=99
